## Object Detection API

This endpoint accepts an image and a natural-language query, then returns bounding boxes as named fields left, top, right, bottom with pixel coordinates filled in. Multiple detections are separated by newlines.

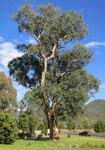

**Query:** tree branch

left=59, top=35, right=68, bottom=41
left=47, top=44, right=57, bottom=61
left=22, top=29, right=41, bottom=45
left=22, top=28, right=47, bottom=59
left=47, top=36, right=67, bottom=61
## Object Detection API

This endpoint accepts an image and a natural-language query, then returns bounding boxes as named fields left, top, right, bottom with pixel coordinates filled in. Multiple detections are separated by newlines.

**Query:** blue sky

left=0, top=0, right=105, bottom=102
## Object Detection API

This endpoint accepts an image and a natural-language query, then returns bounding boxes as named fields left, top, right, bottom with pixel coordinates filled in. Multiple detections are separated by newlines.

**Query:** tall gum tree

left=8, top=4, right=99, bottom=139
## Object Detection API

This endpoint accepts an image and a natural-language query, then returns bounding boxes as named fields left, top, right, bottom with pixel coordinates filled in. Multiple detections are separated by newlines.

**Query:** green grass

left=0, top=136, right=105, bottom=150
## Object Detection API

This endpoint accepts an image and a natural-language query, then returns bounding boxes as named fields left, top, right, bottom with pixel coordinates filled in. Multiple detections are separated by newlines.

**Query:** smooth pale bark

left=41, top=58, right=47, bottom=86
left=40, top=44, right=57, bottom=86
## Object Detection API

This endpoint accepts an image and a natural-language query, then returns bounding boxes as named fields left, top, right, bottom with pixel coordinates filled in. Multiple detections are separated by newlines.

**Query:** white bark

left=41, top=44, right=57, bottom=86
left=41, top=58, right=47, bottom=86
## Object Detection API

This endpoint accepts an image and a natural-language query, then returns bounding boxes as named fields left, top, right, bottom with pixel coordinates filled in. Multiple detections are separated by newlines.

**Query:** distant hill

left=84, top=99, right=105, bottom=123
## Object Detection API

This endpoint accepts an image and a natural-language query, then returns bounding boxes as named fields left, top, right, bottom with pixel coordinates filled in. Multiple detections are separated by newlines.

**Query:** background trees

left=18, top=111, right=42, bottom=135
left=93, top=120, right=105, bottom=133
left=0, top=112, right=18, bottom=144
left=0, top=72, right=17, bottom=113
left=8, top=4, right=99, bottom=139
left=67, top=119, right=76, bottom=131
left=0, top=73, right=18, bottom=143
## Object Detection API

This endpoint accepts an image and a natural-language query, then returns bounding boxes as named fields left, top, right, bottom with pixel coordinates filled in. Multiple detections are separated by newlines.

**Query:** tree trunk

left=41, top=58, right=47, bottom=86
left=46, top=115, right=50, bottom=129
left=50, top=116, right=54, bottom=140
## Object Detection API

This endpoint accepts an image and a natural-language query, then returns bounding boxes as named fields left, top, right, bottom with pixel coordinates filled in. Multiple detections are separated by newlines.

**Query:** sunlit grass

left=0, top=136, right=105, bottom=150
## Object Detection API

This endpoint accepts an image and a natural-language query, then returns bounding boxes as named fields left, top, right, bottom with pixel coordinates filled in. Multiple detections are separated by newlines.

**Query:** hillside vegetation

left=84, top=100, right=105, bottom=122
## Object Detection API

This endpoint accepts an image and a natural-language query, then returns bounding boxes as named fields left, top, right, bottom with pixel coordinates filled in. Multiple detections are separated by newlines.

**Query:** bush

left=93, top=120, right=105, bottom=133
left=0, top=113, right=18, bottom=144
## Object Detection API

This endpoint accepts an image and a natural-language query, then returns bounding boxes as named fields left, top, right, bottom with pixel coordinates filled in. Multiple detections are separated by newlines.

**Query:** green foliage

left=67, top=119, right=76, bottom=130
left=13, top=4, right=88, bottom=50
left=81, top=117, right=90, bottom=129
left=93, top=120, right=105, bottom=133
left=18, top=113, right=29, bottom=133
left=0, top=72, right=17, bottom=113
left=0, top=112, right=18, bottom=144
left=28, top=113, right=38, bottom=134
left=8, top=4, right=88, bottom=88
left=37, top=123, right=47, bottom=133
left=58, top=121, right=66, bottom=129
left=18, top=111, right=44, bottom=136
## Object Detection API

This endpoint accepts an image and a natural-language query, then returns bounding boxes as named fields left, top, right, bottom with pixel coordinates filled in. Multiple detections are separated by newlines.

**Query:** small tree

left=18, top=113, right=29, bottom=133
left=28, top=113, right=38, bottom=135
left=93, top=120, right=105, bottom=133
left=0, top=112, right=18, bottom=144
left=81, top=117, right=90, bottom=129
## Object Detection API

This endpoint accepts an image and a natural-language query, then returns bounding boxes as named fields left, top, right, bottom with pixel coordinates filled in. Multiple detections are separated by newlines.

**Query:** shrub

left=93, top=120, right=105, bottom=133
left=0, top=112, right=18, bottom=144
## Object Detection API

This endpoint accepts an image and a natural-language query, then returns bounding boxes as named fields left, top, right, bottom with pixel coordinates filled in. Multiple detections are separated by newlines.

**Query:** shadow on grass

left=17, top=137, right=50, bottom=141
left=35, top=137, right=50, bottom=141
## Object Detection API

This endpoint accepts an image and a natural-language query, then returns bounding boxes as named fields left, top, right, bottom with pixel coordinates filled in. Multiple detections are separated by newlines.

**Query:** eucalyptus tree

left=8, top=4, right=99, bottom=139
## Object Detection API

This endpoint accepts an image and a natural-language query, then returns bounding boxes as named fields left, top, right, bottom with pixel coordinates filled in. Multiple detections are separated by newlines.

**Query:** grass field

left=0, top=136, right=105, bottom=150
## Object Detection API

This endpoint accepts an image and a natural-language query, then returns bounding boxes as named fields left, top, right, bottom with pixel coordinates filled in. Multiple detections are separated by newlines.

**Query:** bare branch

left=47, top=44, right=57, bottom=61
left=61, top=72, right=65, bottom=77
left=59, top=35, right=68, bottom=41
left=40, top=52, right=46, bottom=59
left=22, top=28, right=47, bottom=59
left=22, top=29, right=41, bottom=45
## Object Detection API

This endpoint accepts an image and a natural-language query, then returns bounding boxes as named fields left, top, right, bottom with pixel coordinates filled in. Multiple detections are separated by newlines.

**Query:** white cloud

left=0, top=41, right=23, bottom=67
left=85, top=41, right=105, bottom=48
left=13, top=36, right=37, bottom=45
left=0, top=38, right=26, bottom=101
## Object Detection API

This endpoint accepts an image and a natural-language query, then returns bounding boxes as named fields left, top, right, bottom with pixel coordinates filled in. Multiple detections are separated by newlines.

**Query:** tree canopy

left=8, top=4, right=88, bottom=87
